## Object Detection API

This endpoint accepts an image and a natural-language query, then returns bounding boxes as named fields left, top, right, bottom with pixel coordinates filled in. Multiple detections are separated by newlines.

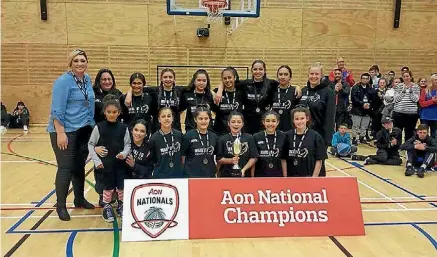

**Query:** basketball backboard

left=166, top=0, right=261, bottom=18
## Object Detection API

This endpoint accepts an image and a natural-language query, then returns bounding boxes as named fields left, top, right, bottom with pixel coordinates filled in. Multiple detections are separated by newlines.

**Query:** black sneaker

left=359, top=137, right=367, bottom=144
left=74, top=199, right=95, bottom=209
left=352, top=138, right=358, bottom=146
left=116, top=200, right=123, bottom=218
left=102, top=204, right=115, bottom=223
left=405, top=166, right=415, bottom=176
left=417, top=167, right=425, bottom=178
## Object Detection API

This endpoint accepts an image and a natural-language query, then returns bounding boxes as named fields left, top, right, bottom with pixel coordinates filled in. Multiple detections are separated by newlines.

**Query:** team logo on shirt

left=130, top=183, right=179, bottom=238
left=129, top=104, right=149, bottom=114
left=194, top=146, right=215, bottom=155
left=260, top=148, right=280, bottom=157
left=160, top=142, right=181, bottom=156
left=288, top=148, right=309, bottom=158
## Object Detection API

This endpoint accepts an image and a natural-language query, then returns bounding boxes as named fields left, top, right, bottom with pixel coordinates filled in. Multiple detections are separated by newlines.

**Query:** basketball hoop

left=201, top=0, right=228, bottom=23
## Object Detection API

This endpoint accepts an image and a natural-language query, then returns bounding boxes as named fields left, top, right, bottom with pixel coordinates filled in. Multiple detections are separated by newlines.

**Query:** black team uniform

left=217, top=133, right=259, bottom=177
left=253, top=130, right=286, bottom=177
left=149, top=129, right=183, bottom=178
left=281, top=128, right=327, bottom=177
left=182, top=129, right=218, bottom=177
left=211, top=88, right=243, bottom=136
left=129, top=138, right=154, bottom=179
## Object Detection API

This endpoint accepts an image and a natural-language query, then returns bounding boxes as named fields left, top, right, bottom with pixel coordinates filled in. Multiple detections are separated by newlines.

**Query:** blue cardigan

left=47, top=72, right=95, bottom=133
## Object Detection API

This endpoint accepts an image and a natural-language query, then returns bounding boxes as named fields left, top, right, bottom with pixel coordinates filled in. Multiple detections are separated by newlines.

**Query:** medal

left=278, top=109, right=283, bottom=114
left=268, top=162, right=274, bottom=168
left=160, top=129, right=176, bottom=168
left=256, top=107, right=260, bottom=113
left=264, top=131, right=277, bottom=170
left=291, top=128, right=308, bottom=166
left=277, top=86, right=289, bottom=115
left=203, top=158, right=208, bottom=165
left=72, top=72, right=89, bottom=103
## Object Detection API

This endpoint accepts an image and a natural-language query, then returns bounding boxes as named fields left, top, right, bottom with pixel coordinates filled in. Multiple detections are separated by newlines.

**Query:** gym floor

left=1, top=127, right=437, bottom=257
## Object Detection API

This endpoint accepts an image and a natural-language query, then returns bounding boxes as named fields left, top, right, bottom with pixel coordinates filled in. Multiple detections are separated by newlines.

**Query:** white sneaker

left=1, top=126, right=6, bottom=135
left=23, top=125, right=28, bottom=131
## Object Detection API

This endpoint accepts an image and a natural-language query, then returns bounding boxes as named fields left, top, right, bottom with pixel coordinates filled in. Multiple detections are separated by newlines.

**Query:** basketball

left=143, top=207, right=166, bottom=229
left=337, top=143, right=351, bottom=156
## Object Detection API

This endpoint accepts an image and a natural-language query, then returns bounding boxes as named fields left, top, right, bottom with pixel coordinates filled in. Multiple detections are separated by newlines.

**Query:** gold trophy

left=232, top=137, right=242, bottom=171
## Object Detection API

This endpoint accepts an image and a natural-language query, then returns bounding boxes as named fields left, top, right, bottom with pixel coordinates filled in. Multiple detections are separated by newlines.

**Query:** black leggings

left=9, top=115, right=29, bottom=128
left=50, top=126, right=92, bottom=207
left=368, top=149, right=402, bottom=165
left=392, top=112, right=418, bottom=143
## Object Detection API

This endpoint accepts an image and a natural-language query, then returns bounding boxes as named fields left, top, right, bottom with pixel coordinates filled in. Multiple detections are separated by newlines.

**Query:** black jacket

left=330, top=81, right=350, bottom=111
left=299, top=78, right=336, bottom=147
left=400, top=135, right=437, bottom=153
left=370, top=88, right=386, bottom=113
left=375, top=127, right=402, bottom=155
left=350, top=83, right=372, bottom=116
left=93, top=87, right=123, bottom=123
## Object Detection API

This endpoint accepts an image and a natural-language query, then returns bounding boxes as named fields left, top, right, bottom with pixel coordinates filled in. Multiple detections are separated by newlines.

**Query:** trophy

left=232, top=137, right=242, bottom=171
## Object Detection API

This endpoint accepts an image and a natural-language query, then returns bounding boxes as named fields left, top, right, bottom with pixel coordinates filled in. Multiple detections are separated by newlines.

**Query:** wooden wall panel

left=66, top=3, right=149, bottom=45
left=302, top=9, right=376, bottom=49
left=226, top=9, right=302, bottom=49
left=1, top=1, right=436, bottom=124
left=1, top=2, right=67, bottom=44
left=376, top=11, right=437, bottom=49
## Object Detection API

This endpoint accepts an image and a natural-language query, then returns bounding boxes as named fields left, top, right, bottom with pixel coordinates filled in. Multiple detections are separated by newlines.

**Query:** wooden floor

left=1, top=127, right=437, bottom=257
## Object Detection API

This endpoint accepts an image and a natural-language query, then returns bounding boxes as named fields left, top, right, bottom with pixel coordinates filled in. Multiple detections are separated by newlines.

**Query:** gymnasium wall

left=1, top=0, right=436, bottom=124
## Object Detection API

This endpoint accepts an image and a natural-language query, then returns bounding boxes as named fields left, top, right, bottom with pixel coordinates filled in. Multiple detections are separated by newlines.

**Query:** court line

left=329, top=236, right=353, bottom=257
left=1, top=160, right=57, bottom=163
left=344, top=159, right=437, bottom=208
left=326, top=162, right=408, bottom=209
left=362, top=208, right=437, bottom=212
left=66, top=231, right=78, bottom=257
left=411, top=224, right=437, bottom=250
left=7, top=221, right=437, bottom=235
left=4, top=134, right=94, bottom=257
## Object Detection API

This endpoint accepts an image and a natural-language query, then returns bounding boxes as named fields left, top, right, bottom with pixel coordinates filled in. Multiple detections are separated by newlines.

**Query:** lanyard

left=225, top=90, right=236, bottom=107
left=197, top=129, right=210, bottom=157
left=277, top=86, right=289, bottom=106
left=292, top=128, right=308, bottom=151
left=160, top=129, right=174, bottom=156
left=133, top=94, right=144, bottom=113
left=163, top=90, right=173, bottom=107
left=194, top=92, right=205, bottom=107
left=71, top=72, right=88, bottom=100
left=264, top=131, right=277, bottom=158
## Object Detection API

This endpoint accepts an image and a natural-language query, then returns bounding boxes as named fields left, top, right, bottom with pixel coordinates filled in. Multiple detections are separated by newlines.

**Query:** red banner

left=188, top=177, right=364, bottom=239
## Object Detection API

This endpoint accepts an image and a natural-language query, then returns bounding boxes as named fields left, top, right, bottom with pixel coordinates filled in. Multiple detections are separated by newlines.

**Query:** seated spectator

left=9, top=101, right=30, bottom=131
left=400, top=124, right=437, bottom=178
left=330, top=123, right=357, bottom=157
left=362, top=117, right=402, bottom=165
left=1, top=102, right=10, bottom=134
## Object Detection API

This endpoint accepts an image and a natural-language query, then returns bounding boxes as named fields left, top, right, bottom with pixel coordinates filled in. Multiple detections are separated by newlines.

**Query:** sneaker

left=359, top=137, right=367, bottom=144
left=102, top=204, right=115, bottom=223
left=23, top=125, right=28, bottom=131
left=405, top=166, right=415, bottom=176
left=0, top=126, right=6, bottom=135
left=417, top=167, right=425, bottom=178
left=116, top=200, right=123, bottom=218
left=352, top=138, right=358, bottom=146
left=364, top=157, right=371, bottom=165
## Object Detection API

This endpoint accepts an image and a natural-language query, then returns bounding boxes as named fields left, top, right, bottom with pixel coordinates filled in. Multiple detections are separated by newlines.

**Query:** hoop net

left=201, top=0, right=228, bottom=23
